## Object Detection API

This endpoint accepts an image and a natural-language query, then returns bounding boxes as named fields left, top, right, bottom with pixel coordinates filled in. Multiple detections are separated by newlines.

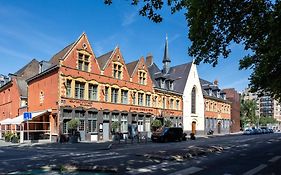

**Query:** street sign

left=23, top=112, right=32, bottom=121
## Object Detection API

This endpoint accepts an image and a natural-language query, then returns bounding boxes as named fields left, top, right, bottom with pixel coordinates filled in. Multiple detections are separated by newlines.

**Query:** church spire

left=162, top=34, right=171, bottom=74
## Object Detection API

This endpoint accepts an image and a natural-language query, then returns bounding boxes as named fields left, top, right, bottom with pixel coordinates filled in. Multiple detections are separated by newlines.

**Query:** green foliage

left=111, top=121, right=120, bottom=132
left=4, top=132, right=13, bottom=142
left=151, top=119, right=162, bottom=130
left=164, top=119, right=173, bottom=127
left=240, top=99, right=259, bottom=127
left=104, top=0, right=281, bottom=102
left=68, top=119, right=79, bottom=130
left=259, top=116, right=278, bottom=126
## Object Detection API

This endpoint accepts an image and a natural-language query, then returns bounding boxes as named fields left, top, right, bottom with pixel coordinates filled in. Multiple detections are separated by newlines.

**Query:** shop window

left=121, top=90, right=128, bottom=104
left=113, top=63, right=122, bottom=79
left=75, top=81, right=85, bottom=99
left=89, top=84, right=98, bottom=100
left=121, top=114, right=128, bottom=132
left=75, top=111, right=84, bottom=118
left=63, top=110, right=72, bottom=118
left=79, top=120, right=85, bottom=131
left=78, top=53, right=90, bottom=72
left=145, top=94, right=151, bottom=107
left=111, top=88, right=119, bottom=103
left=103, top=113, right=110, bottom=121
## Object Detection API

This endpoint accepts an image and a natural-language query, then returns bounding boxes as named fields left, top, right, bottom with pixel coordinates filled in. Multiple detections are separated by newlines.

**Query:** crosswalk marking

left=243, top=164, right=267, bottom=175
left=268, top=156, right=281, bottom=163
left=128, top=161, right=181, bottom=175
left=167, top=166, right=203, bottom=175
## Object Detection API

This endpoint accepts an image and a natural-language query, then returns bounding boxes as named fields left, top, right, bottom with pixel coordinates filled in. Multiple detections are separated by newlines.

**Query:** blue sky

left=0, top=0, right=252, bottom=92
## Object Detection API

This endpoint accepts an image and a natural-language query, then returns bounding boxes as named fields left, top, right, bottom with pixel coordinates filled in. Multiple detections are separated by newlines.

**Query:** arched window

left=191, top=87, right=196, bottom=113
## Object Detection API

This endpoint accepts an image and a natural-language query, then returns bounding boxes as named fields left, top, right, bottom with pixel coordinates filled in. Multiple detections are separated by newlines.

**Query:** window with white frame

left=162, top=97, right=166, bottom=109
left=75, top=81, right=85, bottom=99
left=170, top=98, right=174, bottom=109
left=121, top=90, right=128, bottom=104
left=111, top=88, right=119, bottom=103
left=78, top=52, right=90, bottom=72
left=176, top=100, right=180, bottom=110
left=145, top=94, right=151, bottom=107
left=66, top=79, right=72, bottom=97
left=105, top=86, right=109, bottom=102
left=132, top=92, right=136, bottom=105
left=88, top=84, right=98, bottom=100
left=113, top=63, right=122, bottom=79
left=138, top=93, right=144, bottom=106
left=139, top=71, right=146, bottom=85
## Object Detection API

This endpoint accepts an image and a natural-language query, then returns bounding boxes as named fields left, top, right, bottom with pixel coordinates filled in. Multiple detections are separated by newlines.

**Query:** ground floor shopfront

left=60, top=106, right=183, bottom=142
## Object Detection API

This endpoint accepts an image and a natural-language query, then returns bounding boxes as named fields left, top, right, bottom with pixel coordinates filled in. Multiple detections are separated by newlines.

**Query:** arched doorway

left=192, top=121, right=196, bottom=134
left=217, top=121, right=221, bottom=134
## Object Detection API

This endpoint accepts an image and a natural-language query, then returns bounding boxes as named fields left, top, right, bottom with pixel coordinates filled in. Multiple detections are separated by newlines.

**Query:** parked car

left=151, top=127, right=184, bottom=142
left=243, top=129, right=253, bottom=135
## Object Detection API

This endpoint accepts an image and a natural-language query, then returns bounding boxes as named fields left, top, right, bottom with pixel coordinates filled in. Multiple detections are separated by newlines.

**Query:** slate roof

left=126, top=60, right=139, bottom=77
left=16, top=78, right=28, bottom=97
left=147, top=62, right=192, bottom=94
left=49, top=42, right=74, bottom=65
left=96, top=50, right=114, bottom=71
left=199, top=78, right=228, bottom=102
left=15, top=59, right=38, bottom=76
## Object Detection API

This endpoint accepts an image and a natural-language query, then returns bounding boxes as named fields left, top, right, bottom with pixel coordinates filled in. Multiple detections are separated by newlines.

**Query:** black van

left=151, top=127, right=185, bottom=142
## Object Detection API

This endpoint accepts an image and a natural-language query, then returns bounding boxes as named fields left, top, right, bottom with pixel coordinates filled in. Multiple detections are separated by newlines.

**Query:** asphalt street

left=0, top=133, right=280, bottom=175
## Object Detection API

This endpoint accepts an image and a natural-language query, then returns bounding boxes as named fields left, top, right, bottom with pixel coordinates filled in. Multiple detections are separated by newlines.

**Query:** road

left=0, top=133, right=280, bottom=174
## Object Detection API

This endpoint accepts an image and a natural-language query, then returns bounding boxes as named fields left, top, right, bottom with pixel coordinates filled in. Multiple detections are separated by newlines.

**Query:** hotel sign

left=130, top=107, right=153, bottom=113
left=69, top=100, right=93, bottom=107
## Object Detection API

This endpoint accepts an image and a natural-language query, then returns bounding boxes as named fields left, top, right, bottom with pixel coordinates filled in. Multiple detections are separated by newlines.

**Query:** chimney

left=146, top=54, right=153, bottom=66
left=214, top=79, right=218, bottom=85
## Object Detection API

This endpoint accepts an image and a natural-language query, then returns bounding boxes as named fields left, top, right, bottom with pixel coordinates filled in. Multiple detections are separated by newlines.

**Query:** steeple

left=162, top=34, right=171, bottom=74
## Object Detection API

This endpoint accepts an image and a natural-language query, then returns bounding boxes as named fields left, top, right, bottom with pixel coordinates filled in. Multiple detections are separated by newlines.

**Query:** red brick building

left=222, top=88, right=241, bottom=133
left=0, top=59, right=39, bottom=138
left=200, top=79, right=232, bottom=134
left=26, top=33, right=183, bottom=142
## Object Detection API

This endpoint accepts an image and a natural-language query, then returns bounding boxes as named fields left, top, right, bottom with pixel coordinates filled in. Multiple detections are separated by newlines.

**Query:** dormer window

left=208, top=89, right=213, bottom=96
left=78, top=52, right=90, bottom=72
left=113, top=63, right=122, bottom=79
left=139, top=71, right=146, bottom=85
left=168, top=81, right=174, bottom=90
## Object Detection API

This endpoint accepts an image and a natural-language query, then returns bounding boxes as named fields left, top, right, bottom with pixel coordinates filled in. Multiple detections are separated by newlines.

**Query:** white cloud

left=122, top=12, right=137, bottom=26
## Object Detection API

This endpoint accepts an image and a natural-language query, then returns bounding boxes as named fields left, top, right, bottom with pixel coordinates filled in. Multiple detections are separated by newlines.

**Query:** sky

left=0, top=0, right=252, bottom=92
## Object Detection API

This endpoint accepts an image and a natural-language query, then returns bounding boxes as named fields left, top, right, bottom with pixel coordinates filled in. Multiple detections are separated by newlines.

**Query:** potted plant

left=164, top=119, right=173, bottom=127
left=111, top=121, right=121, bottom=141
left=68, top=119, right=80, bottom=143
left=151, top=119, right=162, bottom=131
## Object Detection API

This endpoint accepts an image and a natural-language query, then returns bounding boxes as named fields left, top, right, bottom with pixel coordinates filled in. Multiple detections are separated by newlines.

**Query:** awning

left=0, top=118, right=12, bottom=125
left=1, top=110, right=50, bottom=125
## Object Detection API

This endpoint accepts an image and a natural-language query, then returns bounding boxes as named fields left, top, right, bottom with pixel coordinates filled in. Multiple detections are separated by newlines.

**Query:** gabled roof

left=15, top=59, right=39, bottom=76
left=16, top=78, right=28, bottom=97
left=126, top=60, right=139, bottom=77
left=49, top=42, right=74, bottom=65
left=148, top=62, right=192, bottom=93
left=169, top=63, right=192, bottom=93
left=96, top=50, right=114, bottom=70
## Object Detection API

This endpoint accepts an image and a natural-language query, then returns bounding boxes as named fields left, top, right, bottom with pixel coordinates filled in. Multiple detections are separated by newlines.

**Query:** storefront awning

left=0, top=110, right=50, bottom=125
left=0, top=118, right=12, bottom=125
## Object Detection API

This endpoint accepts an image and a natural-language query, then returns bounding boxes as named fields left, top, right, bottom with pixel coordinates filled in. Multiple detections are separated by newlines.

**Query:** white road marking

left=0, top=150, right=4, bottom=153
left=268, top=156, right=281, bottom=163
left=167, top=166, right=203, bottom=175
left=128, top=161, right=180, bottom=175
left=243, top=164, right=267, bottom=175
left=84, top=155, right=127, bottom=163
left=235, top=138, right=255, bottom=143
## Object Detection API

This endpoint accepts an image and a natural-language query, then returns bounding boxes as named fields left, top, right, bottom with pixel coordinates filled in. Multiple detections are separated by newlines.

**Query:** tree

left=68, top=118, right=79, bottom=135
left=240, top=99, right=258, bottom=128
left=151, top=119, right=162, bottom=131
left=104, top=0, right=281, bottom=102
left=259, top=115, right=277, bottom=126
left=164, top=119, right=173, bottom=127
